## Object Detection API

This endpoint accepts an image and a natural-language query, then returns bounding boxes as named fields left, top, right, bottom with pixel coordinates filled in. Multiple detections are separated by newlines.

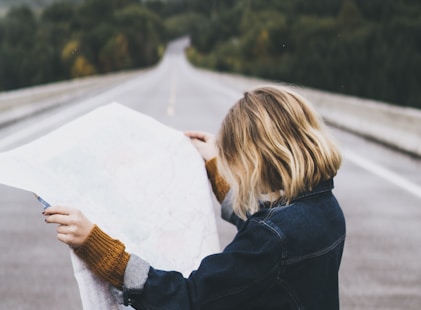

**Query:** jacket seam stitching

left=294, top=187, right=331, bottom=201
left=202, top=264, right=279, bottom=305
left=280, top=233, right=346, bottom=265
left=251, top=217, right=287, bottom=259
left=249, top=217, right=283, bottom=243
left=277, top=280, right=303, bottom=309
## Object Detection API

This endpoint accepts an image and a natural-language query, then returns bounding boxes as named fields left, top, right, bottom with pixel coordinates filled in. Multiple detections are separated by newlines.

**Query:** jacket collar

left=291, top=178, right=334, bottom=203
left=260, top=178, right=334, bottom=209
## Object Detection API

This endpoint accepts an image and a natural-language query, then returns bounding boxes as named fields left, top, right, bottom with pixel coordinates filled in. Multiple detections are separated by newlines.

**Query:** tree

left=41, top=2, right=76, bottom=24
left=338, top=0, right=363, bottom=30
left=99, top=33, right=132, bottom=71
left=114, top=5, right=164, bottom=67
left=2, top=6, right=37, bottom=49
left=71, top=55, right=97, bottom=78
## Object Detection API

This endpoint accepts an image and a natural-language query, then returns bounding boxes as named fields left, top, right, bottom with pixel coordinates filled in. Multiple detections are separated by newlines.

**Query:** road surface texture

left=0, top=38, right=420, bottom=309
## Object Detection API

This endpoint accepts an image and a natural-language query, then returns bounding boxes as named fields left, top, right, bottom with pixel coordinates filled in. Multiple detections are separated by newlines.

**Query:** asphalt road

left=0, top=38, right=420, bottom=309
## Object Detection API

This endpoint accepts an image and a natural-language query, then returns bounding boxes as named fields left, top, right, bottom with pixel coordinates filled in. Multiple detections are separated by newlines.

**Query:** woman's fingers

left=184, top=131, right=212, bottom=142
left=44, top=205, right=73, bottom=216
left=56, top=232, right=77, bottom=248
left=44, top=206, right=94, bottom=248
left=57, top=224, right=74, bottom=235
left=190, top=138, right=206, bottom=148
left=185, top=131, right=217, bottom=160
left=184, top=131, right=203, bottom=139
left=56, top=224, right=87, bottom=248
left=45, top=213, right=72, bottom=226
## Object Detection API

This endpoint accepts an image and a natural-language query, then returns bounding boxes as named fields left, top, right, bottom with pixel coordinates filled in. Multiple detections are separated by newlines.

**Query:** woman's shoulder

left=250, top=190, right=345, bottom=263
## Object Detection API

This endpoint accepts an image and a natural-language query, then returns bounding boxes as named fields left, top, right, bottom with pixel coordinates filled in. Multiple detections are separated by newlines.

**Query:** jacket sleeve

left=124, top=218, right=283, bottom=310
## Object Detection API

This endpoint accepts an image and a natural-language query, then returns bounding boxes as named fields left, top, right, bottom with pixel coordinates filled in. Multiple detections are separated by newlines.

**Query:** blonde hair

left=216, top=86, right=342, bottom=219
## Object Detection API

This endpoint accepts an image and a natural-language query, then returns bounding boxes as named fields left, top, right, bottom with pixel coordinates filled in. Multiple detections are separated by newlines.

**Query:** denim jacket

left=120, top=178, right=346, bottom=309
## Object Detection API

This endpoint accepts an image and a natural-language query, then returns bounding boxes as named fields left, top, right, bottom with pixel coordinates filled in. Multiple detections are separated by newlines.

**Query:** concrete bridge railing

left=300, top=88, right=421, bottom=157
left=0, top=70, right=142, bottom=128
left=199, top=70, right=421, bottom=157
left=1, top=67, right=420, bottom=157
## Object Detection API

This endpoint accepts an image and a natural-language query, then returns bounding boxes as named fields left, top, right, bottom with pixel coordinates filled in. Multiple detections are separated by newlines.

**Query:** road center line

left=343, top=148, right=421, bottom=199
left=167, top=74, right=176, bottom=117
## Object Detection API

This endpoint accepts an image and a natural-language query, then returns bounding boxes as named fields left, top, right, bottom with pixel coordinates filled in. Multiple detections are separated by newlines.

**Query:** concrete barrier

left=1, top=67, right=420, bottom=157
left=197, top=70, right=421, bottom=157
left=296, top=87, right=421, bottom=157
left=0, top=70, right=144, bottom=128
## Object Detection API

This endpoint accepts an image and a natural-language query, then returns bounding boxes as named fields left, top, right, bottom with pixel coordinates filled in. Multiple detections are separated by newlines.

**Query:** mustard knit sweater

left=74, top=157, right=230, bottom=288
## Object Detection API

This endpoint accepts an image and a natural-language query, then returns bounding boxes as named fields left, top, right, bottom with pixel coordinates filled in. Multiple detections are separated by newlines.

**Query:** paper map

left=0, top=103, right=220, bottom=309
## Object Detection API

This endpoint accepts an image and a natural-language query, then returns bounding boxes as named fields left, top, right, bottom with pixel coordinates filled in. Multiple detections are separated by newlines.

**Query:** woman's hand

left=44, top=206, right=94, bottom=249
left=185, top=131, right=218, bottom=161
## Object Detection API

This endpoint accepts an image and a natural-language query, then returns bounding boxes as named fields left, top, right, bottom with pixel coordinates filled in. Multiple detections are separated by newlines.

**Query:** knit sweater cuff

left=205, top=157, right=230, bottom=203
left=74, top=225, right=130, bottom=288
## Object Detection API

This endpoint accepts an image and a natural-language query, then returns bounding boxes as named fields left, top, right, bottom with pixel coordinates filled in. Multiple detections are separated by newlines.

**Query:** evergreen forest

left=0, top=0, right=420, bottom=109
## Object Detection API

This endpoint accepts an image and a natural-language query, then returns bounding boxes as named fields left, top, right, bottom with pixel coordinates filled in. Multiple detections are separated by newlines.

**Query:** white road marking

left=343, top=148, right=421, bottom=199
left=167, top=74, right=176, bottom=117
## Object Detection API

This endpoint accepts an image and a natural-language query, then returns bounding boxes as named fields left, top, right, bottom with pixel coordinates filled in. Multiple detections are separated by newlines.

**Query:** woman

left=45, top=86, right=345, bottom=309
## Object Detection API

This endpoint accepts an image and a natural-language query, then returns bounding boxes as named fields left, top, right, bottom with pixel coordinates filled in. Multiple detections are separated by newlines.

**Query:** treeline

left=169, top=0, right=421, bottom=108
left=1, top=0, right=420, bottom=109
left=0, top=0, right=164, bottom=91
left=0, top=0, right=82, bottom=10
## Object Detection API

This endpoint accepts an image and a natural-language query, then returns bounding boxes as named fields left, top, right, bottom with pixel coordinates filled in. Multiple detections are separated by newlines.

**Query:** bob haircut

left=216, top=86, right=342, bottom=219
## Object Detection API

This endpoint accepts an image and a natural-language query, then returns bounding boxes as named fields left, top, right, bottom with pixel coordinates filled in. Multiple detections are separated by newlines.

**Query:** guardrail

left=198, top=70, right=421, bottom=157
